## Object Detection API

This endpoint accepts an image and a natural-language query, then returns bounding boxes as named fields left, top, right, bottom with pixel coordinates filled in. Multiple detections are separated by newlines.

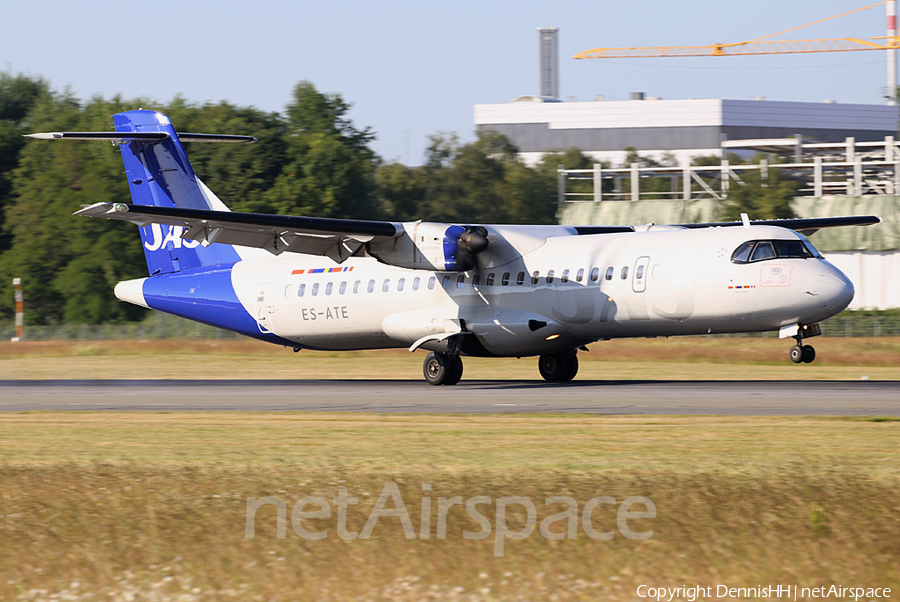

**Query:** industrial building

left=475, top=96, right=898, bottom=167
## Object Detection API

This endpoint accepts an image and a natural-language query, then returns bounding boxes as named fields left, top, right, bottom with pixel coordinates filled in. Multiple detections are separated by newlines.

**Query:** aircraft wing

left=669, top=215, right=881, bottom=236
left=76, top=202, right=881, bottom=267
left=76, top=202, right=398, bottom=263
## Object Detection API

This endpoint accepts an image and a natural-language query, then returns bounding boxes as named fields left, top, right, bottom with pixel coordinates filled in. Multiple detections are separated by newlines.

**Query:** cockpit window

left=750, top=241, right=776, bottom=262
left=772, top=240, right=812, bottom=258
left=732, top=238, right=819, bottom=264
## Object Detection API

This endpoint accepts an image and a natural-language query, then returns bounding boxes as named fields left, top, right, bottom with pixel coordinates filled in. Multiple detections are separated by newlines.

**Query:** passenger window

left=486, top=273, right=495, bottom=286
left=312, top=283, right=319, bottom=296
left=620, top=266, right=629, bottom=279
left=516, top=272, right=525, bottom=286
left=502, top=272, right=510, bottom=286
left=339, top=281, right=347, bottom=295
left=636, top=265, right=645, bottom=280
left=750, top=242, right=776, bottom=262
left=576, top=268, right=584, bottom=282
left=325, top=282, right=333, bottom=295
left=591, top=267, right=600, bottom=282
left=413, top=277, right=420, bottom=291
left=398, top=278, right=405, bottom=292
left=383, top=279, right=391, bottom=292
left=298, top=283, right=306, bottom=297
left=428, top=276, right=436, bottom=290
left=442, top=276, right=450, bottom=289
left=353, top=280, right=360, bottom=294
left=605, top=267, right=613, bottom=281
left=284, top=284, right=293, bottom=298
left=531, top=271, right=540, bottom=285
left=367, top=280, right=375, bottom=293
left=561, top=269, right=569, bottom=283
left=473, top=274, right=481, bottom=286
left=546, top=270, right=555, bottom=284
left=457, top=274, right=465, bottom=288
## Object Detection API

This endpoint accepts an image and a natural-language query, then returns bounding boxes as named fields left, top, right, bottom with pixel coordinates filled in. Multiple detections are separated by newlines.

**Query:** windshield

left=731, top=238, right=818, bottom=264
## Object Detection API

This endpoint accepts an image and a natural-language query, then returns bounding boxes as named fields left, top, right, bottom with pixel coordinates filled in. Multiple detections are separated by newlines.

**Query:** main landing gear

left=423, top=352, right=464, bottom=386
left=538, top=349, right=579, bottom=382
left=423, top=335, right=464, bottom=386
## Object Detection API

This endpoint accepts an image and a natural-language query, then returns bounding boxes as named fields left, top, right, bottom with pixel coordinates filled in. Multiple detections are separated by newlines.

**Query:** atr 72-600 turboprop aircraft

left=28, top=110, right=879, bottom=385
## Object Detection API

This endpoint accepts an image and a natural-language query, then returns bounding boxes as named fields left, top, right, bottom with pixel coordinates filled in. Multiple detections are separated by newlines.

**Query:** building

left=474, top=97, right=898, bottom=166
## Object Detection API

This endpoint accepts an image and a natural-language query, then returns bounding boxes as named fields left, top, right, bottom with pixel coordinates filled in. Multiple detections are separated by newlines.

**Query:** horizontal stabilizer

left=24, top=131, right=256, bottom=143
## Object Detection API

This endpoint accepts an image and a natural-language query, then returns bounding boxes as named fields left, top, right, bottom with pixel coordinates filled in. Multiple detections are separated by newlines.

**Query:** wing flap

left=75, top=202, right=396, bottom=260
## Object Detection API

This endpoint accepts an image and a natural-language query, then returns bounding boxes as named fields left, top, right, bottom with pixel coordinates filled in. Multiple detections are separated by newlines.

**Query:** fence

left=2, top=313, right=899, bottom=342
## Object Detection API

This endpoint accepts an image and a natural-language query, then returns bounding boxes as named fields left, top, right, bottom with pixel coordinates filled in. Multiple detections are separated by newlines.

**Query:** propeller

left=455, top=226, right=489, bottom=270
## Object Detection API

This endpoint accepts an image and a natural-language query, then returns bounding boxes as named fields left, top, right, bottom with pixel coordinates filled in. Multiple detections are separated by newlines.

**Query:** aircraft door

left=255, top=283, right=276, bottom=333
left=632, top=256, right=650, bottom=293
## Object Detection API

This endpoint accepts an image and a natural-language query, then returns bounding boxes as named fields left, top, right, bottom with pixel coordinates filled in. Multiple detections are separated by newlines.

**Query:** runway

left=1, top=379, right=898, bottom=415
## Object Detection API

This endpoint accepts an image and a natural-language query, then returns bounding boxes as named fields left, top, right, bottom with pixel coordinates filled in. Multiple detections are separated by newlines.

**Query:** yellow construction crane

left=574, top=1, right=899, bottom=59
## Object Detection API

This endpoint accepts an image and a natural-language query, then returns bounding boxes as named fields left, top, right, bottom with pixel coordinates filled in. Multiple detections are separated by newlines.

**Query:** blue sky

left=2, top=0, right=894, bottom=165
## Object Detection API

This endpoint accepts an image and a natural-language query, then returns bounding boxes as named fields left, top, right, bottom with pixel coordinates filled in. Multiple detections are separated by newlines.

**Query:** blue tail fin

left=113, top=110, right=241, bottom=275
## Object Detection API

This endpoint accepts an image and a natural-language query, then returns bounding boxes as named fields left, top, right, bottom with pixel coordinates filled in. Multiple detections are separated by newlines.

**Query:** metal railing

left=557, top=136, right=900, bottom=204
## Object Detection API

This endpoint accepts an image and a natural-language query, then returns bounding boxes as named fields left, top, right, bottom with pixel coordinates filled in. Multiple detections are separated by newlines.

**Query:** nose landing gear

left=789, top=343, right=816, bottom=364
left=787, top=322, right=821, bottom=364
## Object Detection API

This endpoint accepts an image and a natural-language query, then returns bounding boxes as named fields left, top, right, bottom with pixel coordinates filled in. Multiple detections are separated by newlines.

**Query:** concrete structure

left=475, top=98, right=899, bottom=166
left=538, top=27, right=558, bottom=100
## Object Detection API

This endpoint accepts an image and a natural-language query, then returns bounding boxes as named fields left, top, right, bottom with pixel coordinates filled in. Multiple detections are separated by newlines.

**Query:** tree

left=265, top=81, right=379, bottom=218
left=0, top=93, right=149, bottom=324
left=0, top=73, right=50, bottom=253
left=718, top=166, right=797, bottom=221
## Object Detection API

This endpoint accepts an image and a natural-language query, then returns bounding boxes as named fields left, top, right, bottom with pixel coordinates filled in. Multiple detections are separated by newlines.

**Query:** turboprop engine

left=366, top=222, right=489, bottom=272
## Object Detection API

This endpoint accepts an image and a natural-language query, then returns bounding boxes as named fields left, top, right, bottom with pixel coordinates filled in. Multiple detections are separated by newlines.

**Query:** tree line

left=0, top=73, right=794, bottom=326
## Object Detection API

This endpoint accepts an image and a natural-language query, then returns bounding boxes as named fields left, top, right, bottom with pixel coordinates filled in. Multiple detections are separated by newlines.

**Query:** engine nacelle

left=367, top=222, right=488, bottom=271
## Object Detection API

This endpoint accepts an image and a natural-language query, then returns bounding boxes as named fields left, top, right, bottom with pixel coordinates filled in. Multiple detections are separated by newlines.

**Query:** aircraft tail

left=112, top=110, right=247, bottom=275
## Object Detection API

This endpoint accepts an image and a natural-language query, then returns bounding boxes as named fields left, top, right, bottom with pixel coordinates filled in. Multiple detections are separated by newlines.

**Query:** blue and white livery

left=27, top=110, right=880, bottom=384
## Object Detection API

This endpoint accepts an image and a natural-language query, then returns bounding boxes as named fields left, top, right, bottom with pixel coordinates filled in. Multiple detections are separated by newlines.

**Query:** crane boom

left=574, top=37, right=899, bottom=59
left=574, top=1, right=899, bottom=59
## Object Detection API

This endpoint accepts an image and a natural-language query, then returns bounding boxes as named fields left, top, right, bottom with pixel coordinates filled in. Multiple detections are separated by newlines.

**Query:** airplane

left=26, top=109, right=880, bottom=385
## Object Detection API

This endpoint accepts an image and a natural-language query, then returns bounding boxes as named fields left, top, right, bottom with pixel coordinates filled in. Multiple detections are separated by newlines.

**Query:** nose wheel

left=789, top=342, right=816, bottom=364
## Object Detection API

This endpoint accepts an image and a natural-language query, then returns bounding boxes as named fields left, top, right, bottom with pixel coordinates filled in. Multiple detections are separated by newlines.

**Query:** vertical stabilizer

left=113, top=110, right=242, bottom=275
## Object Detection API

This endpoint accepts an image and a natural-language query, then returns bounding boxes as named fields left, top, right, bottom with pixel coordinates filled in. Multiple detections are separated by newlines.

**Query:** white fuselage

left=223, top=224, right=853, bottom=357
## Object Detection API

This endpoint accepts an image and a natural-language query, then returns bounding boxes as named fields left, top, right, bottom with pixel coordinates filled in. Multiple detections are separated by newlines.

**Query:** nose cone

left=817, top=265, right=854, bottom=315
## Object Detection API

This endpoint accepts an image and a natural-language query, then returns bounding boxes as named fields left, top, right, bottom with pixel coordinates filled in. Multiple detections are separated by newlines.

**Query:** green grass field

left=2, top=412, right=899, bottom=601
left=2, top=336, right=899, bottom=380
left=2, top=338, right=898, bottom=600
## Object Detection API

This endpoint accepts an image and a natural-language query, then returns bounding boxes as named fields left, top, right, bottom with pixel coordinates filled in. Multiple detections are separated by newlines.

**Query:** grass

left=1, top=336, right=899, bottom=380
left=2, top=413, right=899, bottom=601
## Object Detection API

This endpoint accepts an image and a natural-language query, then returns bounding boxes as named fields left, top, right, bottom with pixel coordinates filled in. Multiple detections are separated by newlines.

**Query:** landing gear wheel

left=444, top=355, right=464, bottom=385
left=423, top=352, right=464, bottom=386
left=538, top=351, right=578, bottom=383
left=789, top=345, right=804, bottom=364
left=802, top=345, right=816, bottom=364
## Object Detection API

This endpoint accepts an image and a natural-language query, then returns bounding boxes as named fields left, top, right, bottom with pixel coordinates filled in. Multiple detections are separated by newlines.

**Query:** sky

left=2, top=0, right=895, bottom=165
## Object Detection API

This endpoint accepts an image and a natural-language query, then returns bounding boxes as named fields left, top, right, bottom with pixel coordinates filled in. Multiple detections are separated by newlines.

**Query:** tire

left=789, top=345, right=804, bottom=364
left=444, top=355, right=464, bottom=386
left=562, top=353, right=579, bottom=382
left=539, top=351, right=577, bottom=382
left=802, top=345, right=816, bottom=364
left=423, top=352, right=449, bottom=386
